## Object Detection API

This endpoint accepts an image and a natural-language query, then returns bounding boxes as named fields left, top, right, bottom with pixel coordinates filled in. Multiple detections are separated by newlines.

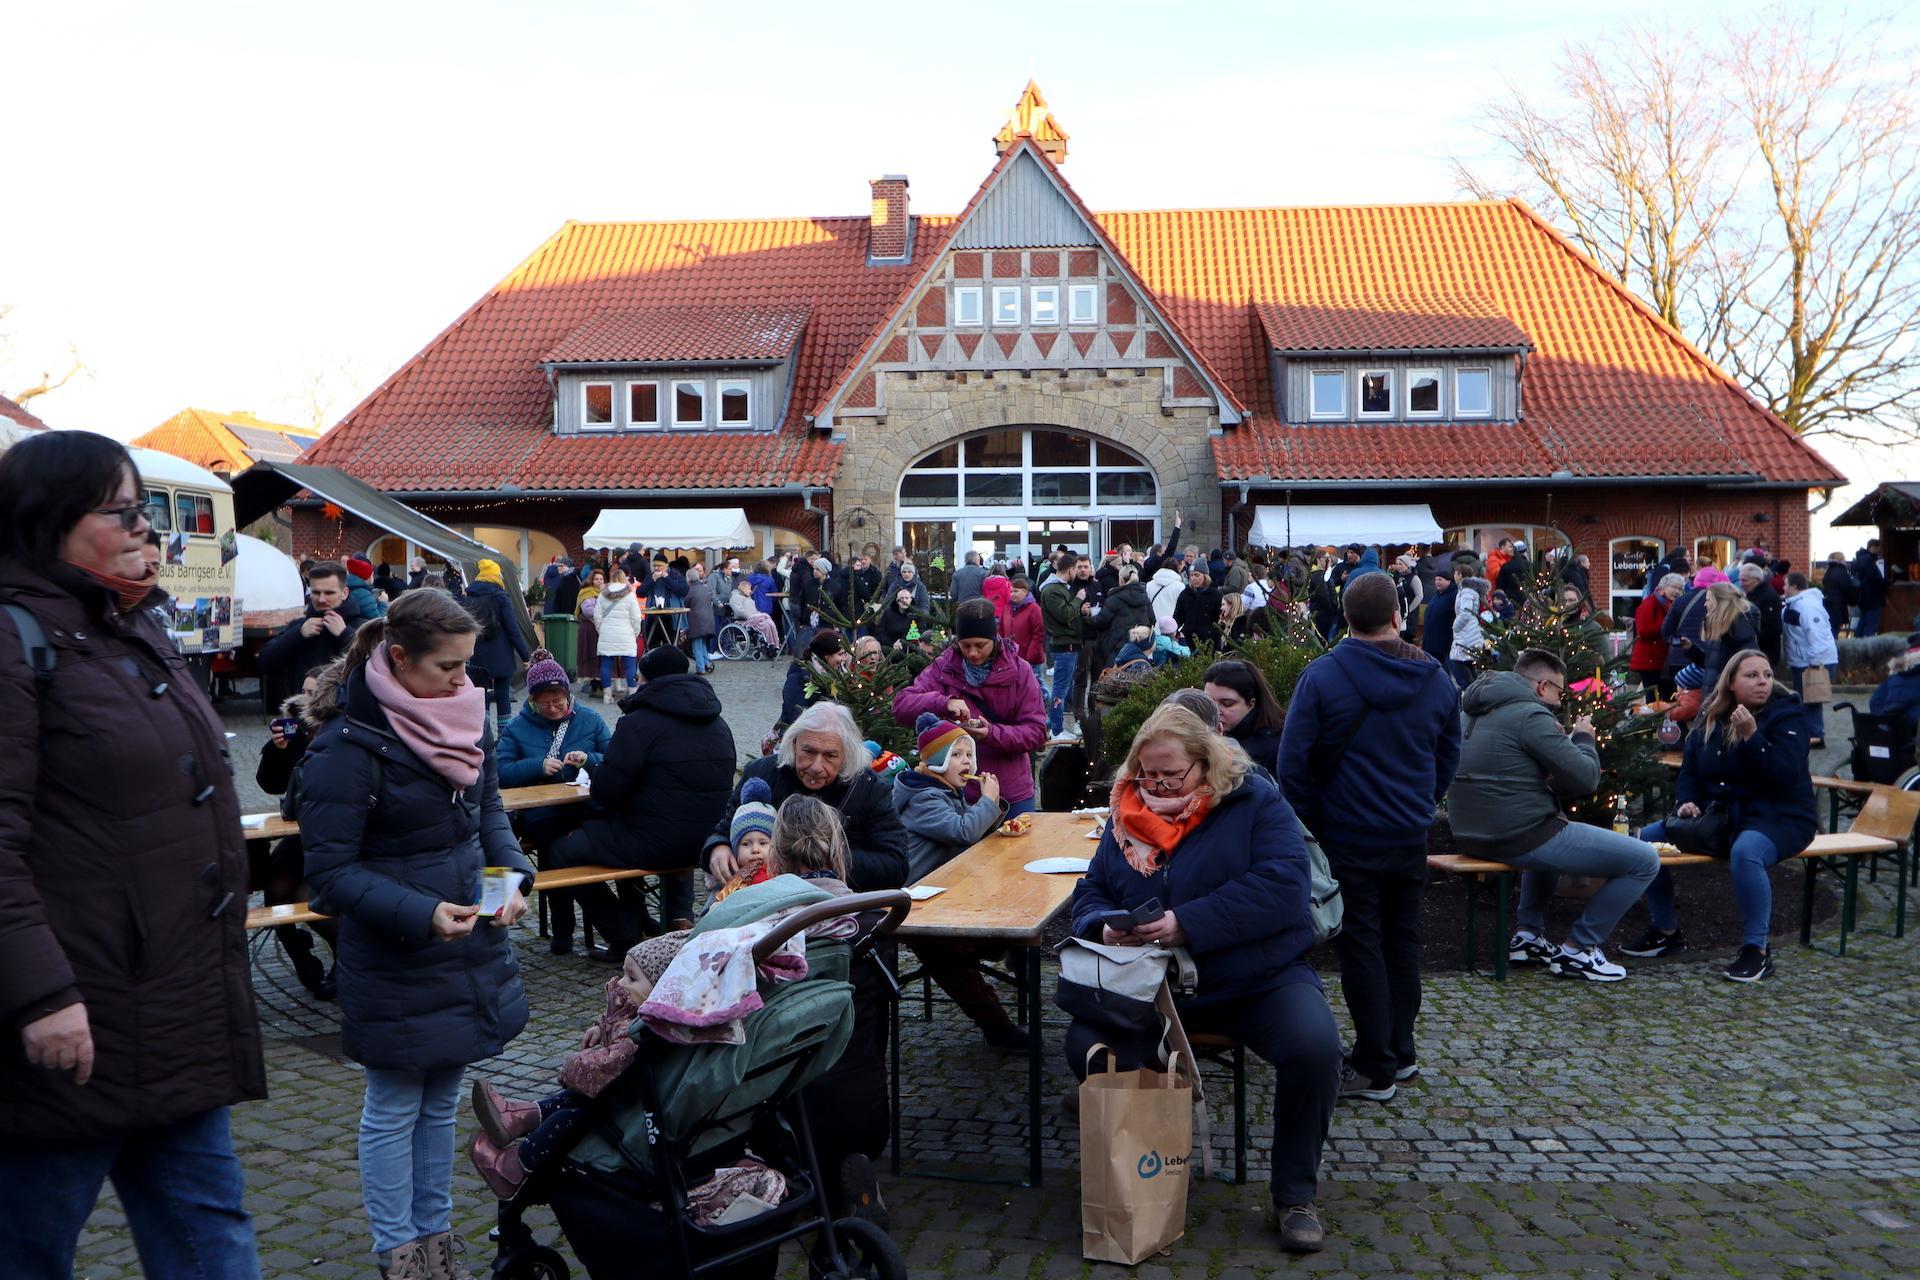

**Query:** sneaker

left=1549, top=944, right=1627, bottom=982
left=1508, top=930, right=1556, bottom=966
left=1046, top=732, right=1080, bottom=745
left=1271, top=1202, right=1327, bottom=1253
left=838, top=1153, right=889, bottom=1232
left=1337, top=1063, right=1396, bottom=1103
left=1723, top=944, right=1774, bottom=983
left=1392, top=1061, right=1421, bottom=1083
left=1619, top=927, right=1686, bottom=958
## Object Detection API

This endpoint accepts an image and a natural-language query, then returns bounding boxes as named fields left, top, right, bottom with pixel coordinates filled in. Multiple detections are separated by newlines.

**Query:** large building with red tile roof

left=304, top=83, right=1842, bottom=619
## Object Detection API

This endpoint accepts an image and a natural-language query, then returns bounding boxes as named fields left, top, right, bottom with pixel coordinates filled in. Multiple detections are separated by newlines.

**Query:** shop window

left=1693, top=535, right=1736, bottom=572
left=1609, top=536, right=1665, bottom=622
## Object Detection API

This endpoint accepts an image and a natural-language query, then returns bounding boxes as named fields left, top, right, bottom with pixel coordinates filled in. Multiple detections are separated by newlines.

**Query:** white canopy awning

left=582, top=507, right=755, bottom=551
left=1247, top=503, right=1444, bottom=549
left=234, top=532, right=305, bottom=612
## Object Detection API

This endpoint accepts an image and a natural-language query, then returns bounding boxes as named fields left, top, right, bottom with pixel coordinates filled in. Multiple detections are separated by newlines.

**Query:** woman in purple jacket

left=892, top=599, right=1048, bottom=816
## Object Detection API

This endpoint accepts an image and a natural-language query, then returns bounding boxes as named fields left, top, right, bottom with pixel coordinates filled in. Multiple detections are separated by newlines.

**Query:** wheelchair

left=717, top=620, right=780, bottom=662
left=1832, top=702, right=1919, bottom=789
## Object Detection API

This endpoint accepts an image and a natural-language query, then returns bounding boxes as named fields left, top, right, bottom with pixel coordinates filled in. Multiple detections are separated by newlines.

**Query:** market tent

left=229, top=461, right=535, bottom=648
left=234, top=532, right=304, bottom=614
left=1247, top=503, right=1444, bottom=549
left=581, top=507, right=754, bottom=551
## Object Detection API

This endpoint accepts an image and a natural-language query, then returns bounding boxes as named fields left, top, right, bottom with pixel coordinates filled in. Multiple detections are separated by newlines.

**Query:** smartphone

left=1098, top=898, right=1166, bottom=933
left=270, top=717, right=300, bottom=739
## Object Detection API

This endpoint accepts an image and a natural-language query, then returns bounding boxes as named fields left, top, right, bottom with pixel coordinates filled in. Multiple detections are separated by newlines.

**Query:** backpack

left=2, top=602, right=56, bottom=688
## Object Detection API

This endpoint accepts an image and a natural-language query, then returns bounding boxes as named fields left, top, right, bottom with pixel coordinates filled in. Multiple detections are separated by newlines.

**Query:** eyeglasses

left=1135, top=760, right=1200, bottom=793
left=91, top=502, right=152, bottom=532
left=1536, top=679, right=1567, bottom=698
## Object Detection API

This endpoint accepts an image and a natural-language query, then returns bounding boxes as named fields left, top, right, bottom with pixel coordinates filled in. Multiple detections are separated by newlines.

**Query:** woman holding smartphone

left=299, top=589, right=534, bottom=1280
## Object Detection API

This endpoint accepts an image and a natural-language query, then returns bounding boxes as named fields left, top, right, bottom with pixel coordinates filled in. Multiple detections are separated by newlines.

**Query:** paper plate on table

left=1025, top=857, right=1091, bottom=875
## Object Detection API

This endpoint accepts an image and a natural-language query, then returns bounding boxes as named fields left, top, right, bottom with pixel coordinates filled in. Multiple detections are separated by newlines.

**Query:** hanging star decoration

left=321, top=502, right=345, bottom=522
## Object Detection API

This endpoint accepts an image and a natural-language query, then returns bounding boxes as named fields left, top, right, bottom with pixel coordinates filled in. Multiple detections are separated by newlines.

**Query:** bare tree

left=1459, top=9, right=1920, bottom=445
left=0, top=304, right=86, bottom=409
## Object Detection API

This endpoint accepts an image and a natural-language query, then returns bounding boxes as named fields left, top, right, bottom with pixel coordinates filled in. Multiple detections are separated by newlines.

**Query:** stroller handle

left=752, top=890, right=913, bottom=965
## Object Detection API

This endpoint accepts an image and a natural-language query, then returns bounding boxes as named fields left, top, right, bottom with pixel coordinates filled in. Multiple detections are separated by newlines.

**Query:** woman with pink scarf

left=299, top=589, right=534, bottom=1280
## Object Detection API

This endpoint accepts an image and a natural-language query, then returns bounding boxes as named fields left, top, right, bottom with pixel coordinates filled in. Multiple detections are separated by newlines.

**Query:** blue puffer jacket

left=496, top=699, right=613, bottom=824
left=298, top=665, right=533, bottom=1072
left=1070, top=773, right=1320, bottom=1007
left=1675, top=689, right=1816, bottom=859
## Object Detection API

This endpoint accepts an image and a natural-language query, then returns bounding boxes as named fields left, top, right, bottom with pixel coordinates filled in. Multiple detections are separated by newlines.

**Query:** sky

left=2, top=0, right=1912, bottom=556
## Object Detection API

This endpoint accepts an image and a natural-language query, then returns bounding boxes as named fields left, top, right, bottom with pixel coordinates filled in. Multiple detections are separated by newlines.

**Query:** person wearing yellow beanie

left=465, top=558, right=530, bottom=721
left=474, top=559, right=506, bottom=589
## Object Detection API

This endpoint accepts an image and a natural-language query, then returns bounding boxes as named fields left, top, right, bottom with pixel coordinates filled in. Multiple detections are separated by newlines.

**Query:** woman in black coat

left=464, top=558, right=531, bottom=721
left=1202, top=658, right=1286, bottom=776
left=299, top=590, right=533, bottom=1277
left=1086, top=568, right=1155, bottom=672
left=1631, top=649, right=1815, bottom=983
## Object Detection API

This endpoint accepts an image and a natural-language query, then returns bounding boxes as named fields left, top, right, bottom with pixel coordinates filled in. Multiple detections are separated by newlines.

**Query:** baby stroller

left=718, top=620, right=781, bottom=662
left=488, top=886, right=912, bottom=1280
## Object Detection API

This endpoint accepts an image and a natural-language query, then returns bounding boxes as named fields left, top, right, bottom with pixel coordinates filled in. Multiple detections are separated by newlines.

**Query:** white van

left=129, top=446, right=241, bottom=656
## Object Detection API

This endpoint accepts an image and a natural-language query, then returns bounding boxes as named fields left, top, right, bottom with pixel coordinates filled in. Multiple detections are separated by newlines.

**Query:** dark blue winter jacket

left=298, top=666, right=532, bottom=1072
left=496, top=699, right=613, bottom=824
left=1421, top=580, right=1458, bottom=662
left=465, top=580, right=531, bottom=680
left=1278, top=636, right=1461, bottom=856
left=1869, top=665, right=1920, bottom=738
left=1070, top=773, right=1320, bottom=1007
left=1675, top=689, right=1816, bottom=859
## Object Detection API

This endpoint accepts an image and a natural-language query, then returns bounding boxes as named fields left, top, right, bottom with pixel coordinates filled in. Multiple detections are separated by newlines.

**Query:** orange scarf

left=1109, top=779, right=1214, bottom=877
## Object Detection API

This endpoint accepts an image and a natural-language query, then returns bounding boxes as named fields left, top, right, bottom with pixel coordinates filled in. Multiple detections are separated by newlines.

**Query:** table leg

left=1897, top=845, right=1910, bottom=940
left=1464, top=879, right=1478, bottom=976
left=1024, top=946, right=1043, bottom=1188
left=1799, top=858, right=1816, bottom=946
left=1841, top=856, right=1859, bottom=956
left=1493, top=872, right=1510, bottom=982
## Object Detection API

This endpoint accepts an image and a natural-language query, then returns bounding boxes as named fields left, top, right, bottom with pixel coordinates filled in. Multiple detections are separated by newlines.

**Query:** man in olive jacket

left=1447, top=649, right=1659, bottom=981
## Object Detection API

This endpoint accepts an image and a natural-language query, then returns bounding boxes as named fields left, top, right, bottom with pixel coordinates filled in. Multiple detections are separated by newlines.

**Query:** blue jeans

left=360, top=1065, right=465, bottom=1255
left=599, top=654, right=637, bottom=685
left=1640, top=821, right=1787, bottom=949
left=1004, top=794, right=1039, bottom=818
left=0, top=1106, right=258, bottom=1280
left=1510, top=821, right=1662, bottom=950
left=1859, top=605, right=1883, bottom=638
left=691, top=635, right=710, bottom=671
left=1047, top=648, right=1078, bottom=735
left=1791, top=664, right=1836, bottom=739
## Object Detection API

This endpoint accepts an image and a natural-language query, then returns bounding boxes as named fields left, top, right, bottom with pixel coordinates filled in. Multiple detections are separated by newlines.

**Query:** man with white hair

left=703, top=702, right=910, bottom=893
left=1738, top=561, right=1783, bottom=668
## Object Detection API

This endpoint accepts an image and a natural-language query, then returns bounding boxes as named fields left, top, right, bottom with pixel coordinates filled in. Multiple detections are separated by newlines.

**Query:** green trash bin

left=540, top=614, right=578, bottom=676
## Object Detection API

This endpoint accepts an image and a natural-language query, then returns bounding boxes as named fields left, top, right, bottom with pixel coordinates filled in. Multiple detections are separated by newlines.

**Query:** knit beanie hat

left=730, top=776, right=777, bottom=847
left=956, top=609, right=997, bottom=641
left=914, top=711, right=968, bottom=771
left=525, top=648, right=570, bottom=697
left=1675, top=664, right=1707, bottom=691
left=345, top=555, right=375, bottom=581
left=474, top=558, right=506, bottom=588
left=1156, top=615, right=1179, bottom=635
left=639, top=645, right=690, bottom=681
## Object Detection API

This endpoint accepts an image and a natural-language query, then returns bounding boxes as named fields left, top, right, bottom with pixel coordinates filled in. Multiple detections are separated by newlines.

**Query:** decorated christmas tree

left=1470, top=564, right=1666, bottom=826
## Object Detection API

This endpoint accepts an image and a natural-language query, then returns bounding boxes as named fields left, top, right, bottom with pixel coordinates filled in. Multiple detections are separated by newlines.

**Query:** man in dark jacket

left=1738, top=561, right=1783, bottom=667
left=547, top=556, right=582, bottom=617
left=949, top=550, right=988, bottom=604
left=465, top=559, right=531, bottom=721
left=703, top=702, right=909, bottom=894
left=1173, top=565, right=1224, bottom=651
left=1278, top=574, right=1460, bottom=1100
left=1820, top=552, right=1857, bottom=640
left=849, top=553, right=884, bottom=622
left=547, top=646, right=736, bottom=947
left=1855, top=541, right=1888, bottom=637
left=1447, top=651, right=1660, bottom=981
left=1495, top=539, right=1532, bottom=600
left=1039, top=552, right=1090, bottom=739
left=258, top=561, right=368, bottom=681
left=1420, top=568, right=1459, bottom=662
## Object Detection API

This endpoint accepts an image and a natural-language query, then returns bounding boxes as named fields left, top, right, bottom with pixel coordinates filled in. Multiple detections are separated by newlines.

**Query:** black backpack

left=3, top=601, right=55, bottom=689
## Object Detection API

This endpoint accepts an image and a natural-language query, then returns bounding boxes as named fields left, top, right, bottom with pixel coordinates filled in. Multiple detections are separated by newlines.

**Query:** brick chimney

left=868, top=175, right=910, bottom=264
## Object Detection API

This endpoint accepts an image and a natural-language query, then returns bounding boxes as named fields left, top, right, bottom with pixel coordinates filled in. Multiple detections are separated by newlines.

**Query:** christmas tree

left=1470, top=563, right=1665, bottom=826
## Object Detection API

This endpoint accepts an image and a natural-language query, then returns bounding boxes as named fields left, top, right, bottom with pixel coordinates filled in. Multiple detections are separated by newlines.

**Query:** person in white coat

left=594, top=571, right=646, bottom=702
left=1780, top=570, right=1840, bottom=745
left=1146, top=564, right=1186, bottom=626
left=1449, top=569, right=1492, bottom=691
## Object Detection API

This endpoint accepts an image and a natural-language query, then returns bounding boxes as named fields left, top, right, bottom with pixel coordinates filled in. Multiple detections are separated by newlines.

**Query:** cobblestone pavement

left=68, top=668, right=1920, bottom=1277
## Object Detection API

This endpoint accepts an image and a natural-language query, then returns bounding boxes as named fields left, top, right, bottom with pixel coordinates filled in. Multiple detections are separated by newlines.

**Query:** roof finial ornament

left=993, top=80, right=1069, bottom=163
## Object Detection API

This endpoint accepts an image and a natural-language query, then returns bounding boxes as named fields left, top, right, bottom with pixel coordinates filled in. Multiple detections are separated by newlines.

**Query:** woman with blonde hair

left=1626, top=649, right=1814, bottom=982
left=1697, top=581, right=1757, bottom=689
left=1063, top=705, right=1342, bottom=1254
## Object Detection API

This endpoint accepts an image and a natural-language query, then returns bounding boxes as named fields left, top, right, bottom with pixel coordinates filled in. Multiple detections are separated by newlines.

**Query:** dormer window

left=1456, top=367, right=1492, bottom=417
left=583, top=381, right=614, bottom=428
left=718, top=380, right=751, bottom=425
left=1309, top=370, right=1346, bottom=418
left=1408, top=369, right=1441, bottom=417
left=674, top=381, right=706, bottom=426
left=1359, top=370, right=1393, bottom=417
left=628, top=380, right=660, bottom=428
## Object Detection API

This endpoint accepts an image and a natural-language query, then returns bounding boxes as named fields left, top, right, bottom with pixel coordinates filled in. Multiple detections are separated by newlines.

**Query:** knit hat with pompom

left=525, top=648, right=571, bottom=697
left=729, top=776, right=778, bottom=847
left=914, top=711, right=968, bottom=771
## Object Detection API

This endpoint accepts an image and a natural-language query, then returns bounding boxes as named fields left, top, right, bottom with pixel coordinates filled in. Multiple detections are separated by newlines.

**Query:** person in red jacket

left=1004, top=576, right=1048, bottom=688
left=1632, top=573, right=1685, bottom=698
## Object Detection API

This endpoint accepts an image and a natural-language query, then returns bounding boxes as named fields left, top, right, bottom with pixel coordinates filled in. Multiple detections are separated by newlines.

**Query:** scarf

left=1109, top=778, right=1215, bottom=878
left=363, top=646, right=486, bottom=788
left=962, top=657, right=994, bottom=687
left=64, top=559, right=158, bottom=614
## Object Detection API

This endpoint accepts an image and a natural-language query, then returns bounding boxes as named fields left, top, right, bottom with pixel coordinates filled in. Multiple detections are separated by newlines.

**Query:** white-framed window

left=1609, top=536, right=1666, bottom=623
left=626, top=380, right=660, bottom=428
left=673, top=380, right=705, bottom=427
left=953, top=286, right=983, bottom=327
left=1407, top=368, right=1441, bottom=417
left=992, top=286, right=1021, bottom=327
left=1309, top=369, right=1347, bottom=418
left=1067, top=283, right=1099, bottom=325
left=1456, top=366, right=1492, bottom=417
left=1359, top=369, right=1393, bottom=417
left=1030, top=285, right=1060, bottom=326
left=582, top=381, right=614, bottom=428
left=718, top=379, right=751, bottom=425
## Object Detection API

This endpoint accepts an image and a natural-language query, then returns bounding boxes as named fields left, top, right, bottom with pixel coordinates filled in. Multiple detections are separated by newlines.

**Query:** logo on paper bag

left=1137, top=1151, right=1162, bottom=1179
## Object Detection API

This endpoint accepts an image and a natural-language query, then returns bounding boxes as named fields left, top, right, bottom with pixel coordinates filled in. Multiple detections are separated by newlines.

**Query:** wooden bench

left=1429, top=828, right=1899, bottom=979
left=244, top=864, right=656, bottom=931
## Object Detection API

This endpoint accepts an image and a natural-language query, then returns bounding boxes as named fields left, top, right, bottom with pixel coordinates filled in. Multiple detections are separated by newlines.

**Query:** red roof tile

left=0, top=394, right=48, bottom=432
left=542, top=303, right=810, bottom=365
left=132, top=407, right=321, bottom=475
left=1254, top=295, right=1531, bottom=353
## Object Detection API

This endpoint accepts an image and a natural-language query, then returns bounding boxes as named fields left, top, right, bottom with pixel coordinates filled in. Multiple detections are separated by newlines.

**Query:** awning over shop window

left=581, top=507, right=755, bottom=551
left=1247, top=503, right=1444, bottom=549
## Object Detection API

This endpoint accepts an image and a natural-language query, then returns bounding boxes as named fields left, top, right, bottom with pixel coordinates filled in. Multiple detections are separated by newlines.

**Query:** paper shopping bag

left=1800, top=665, right=1833, bottom=705
left=1079, top=1046, right=1194, bottom=1264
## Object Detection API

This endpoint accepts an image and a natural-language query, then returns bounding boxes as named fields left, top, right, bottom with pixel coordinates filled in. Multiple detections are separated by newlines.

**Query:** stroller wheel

left=815, top=1217, right=906, bottom=1280
left=496, top=1243, right=569, bottom=1280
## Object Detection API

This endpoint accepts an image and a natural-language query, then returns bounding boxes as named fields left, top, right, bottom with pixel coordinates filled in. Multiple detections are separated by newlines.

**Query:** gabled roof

left=542, top=303, right=810, bottom=365
left=1255, top=294, right=1531, bottom=355
left=0, top=394, right=49, bottom=433
left=132, top=407, right=321, bottom=475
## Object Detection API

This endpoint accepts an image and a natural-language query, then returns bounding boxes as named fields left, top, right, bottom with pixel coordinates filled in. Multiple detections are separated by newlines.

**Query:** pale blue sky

left=1, top=0, right=1909, bottom=550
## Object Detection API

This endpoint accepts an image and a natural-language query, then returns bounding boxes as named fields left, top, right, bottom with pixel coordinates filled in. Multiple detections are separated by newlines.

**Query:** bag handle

left=1085, top=1044, right=1118, bottom=1076
left=1160, top=1050, right=1184, bottom=1087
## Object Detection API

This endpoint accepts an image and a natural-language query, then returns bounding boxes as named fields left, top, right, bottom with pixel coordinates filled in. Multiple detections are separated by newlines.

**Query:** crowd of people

left=6, top=428, right=1914, bottom=1277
